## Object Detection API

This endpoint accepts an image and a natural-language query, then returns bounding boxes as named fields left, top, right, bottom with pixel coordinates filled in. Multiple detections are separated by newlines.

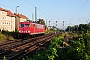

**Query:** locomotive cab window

left=20, top=24, right=24, bottom=27
left=36, top=25, right=43, bottom=28
left=20, top=24, right=30, bottom=27
left=25, top=24, right=30, bottom=27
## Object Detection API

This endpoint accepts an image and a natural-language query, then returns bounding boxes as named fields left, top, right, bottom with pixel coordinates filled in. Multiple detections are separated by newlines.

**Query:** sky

left=0, top=0, right=90, bottom=29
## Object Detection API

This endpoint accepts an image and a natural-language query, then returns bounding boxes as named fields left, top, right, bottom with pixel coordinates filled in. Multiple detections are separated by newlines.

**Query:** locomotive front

left=19, top=22, right=31, bottom=34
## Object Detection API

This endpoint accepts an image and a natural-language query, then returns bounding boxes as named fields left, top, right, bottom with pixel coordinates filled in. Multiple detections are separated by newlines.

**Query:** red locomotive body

left=19, top=22, right=45, bottom=36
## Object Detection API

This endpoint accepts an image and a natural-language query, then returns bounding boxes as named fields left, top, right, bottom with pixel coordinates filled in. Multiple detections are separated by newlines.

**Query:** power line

left=72, top=0, right=81, bottom=18
left=0, top=3, right=15, bottom=10
left=74, top=0, right=88, bottom=17
left=37, top=8, right=52, bottom=19
left=75, top=0, right=81, bottom=12
left=24, top=0, right=35, bottom=7
left=24, top=0, right=52, bottom=19
left=76, top=0, right=88, bottom=15
left=0, top=3, right=31, bottom=18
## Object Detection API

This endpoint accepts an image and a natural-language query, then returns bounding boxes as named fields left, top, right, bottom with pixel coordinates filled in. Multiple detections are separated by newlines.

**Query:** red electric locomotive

left=18, top=21, right=45, bottom=37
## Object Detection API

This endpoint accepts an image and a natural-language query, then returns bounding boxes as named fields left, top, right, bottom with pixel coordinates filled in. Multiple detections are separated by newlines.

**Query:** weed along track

left=0, top=32, right=61, bottom=60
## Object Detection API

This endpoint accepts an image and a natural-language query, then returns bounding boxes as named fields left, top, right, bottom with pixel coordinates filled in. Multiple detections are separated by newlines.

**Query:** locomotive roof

left=19, top=21, right=44, bottom=26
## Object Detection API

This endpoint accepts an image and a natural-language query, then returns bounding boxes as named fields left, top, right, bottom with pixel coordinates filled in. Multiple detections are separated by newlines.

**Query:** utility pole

left=69, top=19, right=71, bottom=32
left=49, top=21, right=51, bottom=29
left=55, top=20, right=58, bottom=32
left=79, top=19, right=82, bottom=33
left=15, top=6, right=19, bottom=31
left=77, top=25, right=78, bottom=33
left=46, top=19, right=47, bottom=26
left=86, top=19, right=89, bottom=24
left=35, top=7, right=37, bottom=22
left=56, top=21, right=58, bottom=27
left=63, top=21, right=66, bottom=31
left=32, top=13, right=34, bottom=21
left=46, top=19, right=47, bottom=30
left=86, top=19, right=89, bottom=33
left=49, top=21, right=51, bottom=26
left=16, top=6, right=19, bottom=14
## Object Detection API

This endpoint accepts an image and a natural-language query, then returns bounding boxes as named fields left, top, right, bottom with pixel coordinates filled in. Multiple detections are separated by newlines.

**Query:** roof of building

left=0, top=7, right=7, bottom=11
left=6, top=10, right=15, bottom=17
left=0, top=7, right=15, bottom=17
left=15, top=13, right=29, bottom=19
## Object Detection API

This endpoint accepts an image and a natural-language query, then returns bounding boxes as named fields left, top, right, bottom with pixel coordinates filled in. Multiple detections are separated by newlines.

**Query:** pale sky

left=0, top=0, right=90, bottom=29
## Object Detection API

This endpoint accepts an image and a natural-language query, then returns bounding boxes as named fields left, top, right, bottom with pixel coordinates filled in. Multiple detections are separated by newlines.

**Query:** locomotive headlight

left=28, top=31, right=30, bottom=33
left=19, top=31, right=21, bottom=32
left=26, top=31, right=27, bottom=33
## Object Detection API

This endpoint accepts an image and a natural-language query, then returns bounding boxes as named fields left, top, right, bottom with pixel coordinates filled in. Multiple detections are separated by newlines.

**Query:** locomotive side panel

left=30, top=23, right=36, bottom=35
left=35, top=24, right=45, bottom=34
left=30, top=23, right=45, bottom=35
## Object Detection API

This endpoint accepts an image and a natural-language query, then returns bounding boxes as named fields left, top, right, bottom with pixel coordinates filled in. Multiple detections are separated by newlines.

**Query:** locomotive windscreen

left=20, top=24, right=30, bottom=27
left=20, top=24, right=24, bottom=27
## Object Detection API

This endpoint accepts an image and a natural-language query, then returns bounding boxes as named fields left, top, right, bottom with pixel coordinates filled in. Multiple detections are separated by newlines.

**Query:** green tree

left=37, top=19, right=45, bottom=25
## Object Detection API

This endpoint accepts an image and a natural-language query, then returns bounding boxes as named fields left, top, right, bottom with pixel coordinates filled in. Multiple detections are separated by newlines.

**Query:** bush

left=23, top=33, right=90, bottom=60
left=0, top=30, right=18, bottom=41
left=1, top=30, right=18, bottom=39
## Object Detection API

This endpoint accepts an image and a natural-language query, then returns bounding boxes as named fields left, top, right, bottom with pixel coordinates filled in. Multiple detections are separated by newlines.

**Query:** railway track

left=0, top=32, right=61, bottom=60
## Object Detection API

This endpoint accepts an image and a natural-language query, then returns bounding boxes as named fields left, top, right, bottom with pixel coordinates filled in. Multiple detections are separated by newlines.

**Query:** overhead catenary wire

left=73, top=0, right=88, bottom=18
left=0, top=3, right=15, bottom=10
left=24, top=0, right=35, bottom=7
left=75, top=0, right=81, bottom=12
left=24, top=0, right=52, bottom=19
left=76, top=0, right=88, bottom=15
left=72, top=0, right=81, bottom=19
left=0, top=3, right=31, bottom=18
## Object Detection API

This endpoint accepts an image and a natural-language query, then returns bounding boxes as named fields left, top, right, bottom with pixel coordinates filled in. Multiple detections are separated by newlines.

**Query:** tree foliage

left=66, top=22, right=90, bottom=33
left=37, top=19, right=45, bottom=25
left=24, top=32, right=90, bottom=60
